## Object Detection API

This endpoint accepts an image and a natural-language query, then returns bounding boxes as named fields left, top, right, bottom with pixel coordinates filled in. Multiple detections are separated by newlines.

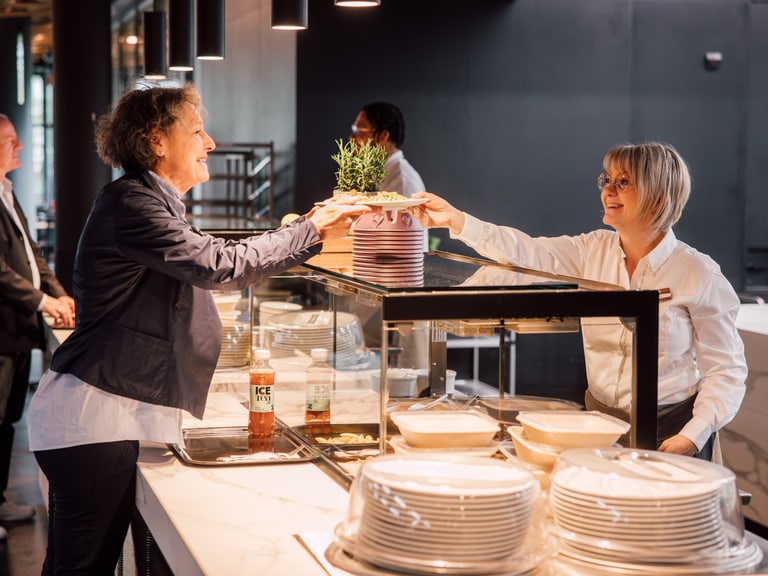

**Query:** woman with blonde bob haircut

left=409, top=141, right=746, bottom=461
left=603, top=142, right=691, bottom=234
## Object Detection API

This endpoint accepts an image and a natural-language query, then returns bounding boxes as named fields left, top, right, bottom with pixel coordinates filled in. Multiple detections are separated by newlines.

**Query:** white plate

left=389, top=436, right=499, bottom=457
left=362, top=454, right=537, bottom=497
left=364, top=483, right=534, bottom=515
left=358, top=198, right=428, bottom=210
left=551, top=462, right=720, bottom=500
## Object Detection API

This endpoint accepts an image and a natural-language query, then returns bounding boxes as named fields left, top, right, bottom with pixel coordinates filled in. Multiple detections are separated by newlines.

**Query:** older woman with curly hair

left=27, top=84, right=368, bottom=574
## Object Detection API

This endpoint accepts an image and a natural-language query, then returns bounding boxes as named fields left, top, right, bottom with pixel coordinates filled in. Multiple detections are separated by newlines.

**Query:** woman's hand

left=42, top=295, right=75, bottom=328
left=408, top=192, right=466, bottom=235
left=658, top=434, right=697, bottom=456
left=308, top=197, right=372, bottom=242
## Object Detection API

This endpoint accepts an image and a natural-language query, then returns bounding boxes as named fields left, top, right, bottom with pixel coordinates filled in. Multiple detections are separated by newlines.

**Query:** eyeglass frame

left=597, top=171, right=633, bottom=192
left=350, top=124, right=376, bottom=137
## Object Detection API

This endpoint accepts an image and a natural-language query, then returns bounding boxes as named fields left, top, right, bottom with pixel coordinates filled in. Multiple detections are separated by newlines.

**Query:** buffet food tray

left=170, top=424, right=318, bottom=466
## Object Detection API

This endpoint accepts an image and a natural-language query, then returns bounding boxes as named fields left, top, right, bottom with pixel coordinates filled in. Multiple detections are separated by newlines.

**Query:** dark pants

left=35, top=440, right=139, bottom=575
left=0, top=351, right=32, bottom=505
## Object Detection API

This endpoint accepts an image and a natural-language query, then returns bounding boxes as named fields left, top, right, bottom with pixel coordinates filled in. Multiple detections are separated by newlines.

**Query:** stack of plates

left=332, top=454, right=541, bottom=575
left=217, top=312, right=250, bottom=368
left=266, top=310, right=366, bottom=368
left=352, top=212, right=424, bottom=288
left=549, top=448, right=764, bottom=575
left=258, top=300, right=302, bottom=327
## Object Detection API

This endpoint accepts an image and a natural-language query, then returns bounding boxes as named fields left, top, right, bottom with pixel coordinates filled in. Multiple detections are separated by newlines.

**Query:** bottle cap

left=253, top=349, right=271, bottom=360
left=310, top=348, right=328, bottom=361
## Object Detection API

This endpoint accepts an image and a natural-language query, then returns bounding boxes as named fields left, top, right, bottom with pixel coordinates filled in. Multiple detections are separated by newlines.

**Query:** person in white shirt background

left=350, top=102, right=426, bottom=198
left=408, top=141, right=747, bottom=460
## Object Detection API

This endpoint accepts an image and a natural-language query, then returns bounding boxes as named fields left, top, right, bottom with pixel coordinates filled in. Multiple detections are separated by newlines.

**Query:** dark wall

left=297, top=0, right=763, bottom=292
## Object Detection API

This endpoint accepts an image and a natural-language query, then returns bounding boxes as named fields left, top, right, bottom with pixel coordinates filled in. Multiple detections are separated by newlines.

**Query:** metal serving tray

left=170, top=425, right=318, bottom=466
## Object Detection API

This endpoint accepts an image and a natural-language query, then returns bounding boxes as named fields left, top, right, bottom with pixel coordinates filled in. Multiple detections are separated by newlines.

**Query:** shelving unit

left=184, top=142, right=275, bottom=226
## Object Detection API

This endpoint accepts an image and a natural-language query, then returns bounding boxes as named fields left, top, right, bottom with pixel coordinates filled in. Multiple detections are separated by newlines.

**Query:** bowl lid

left=516, top=410, right=630, bottom=435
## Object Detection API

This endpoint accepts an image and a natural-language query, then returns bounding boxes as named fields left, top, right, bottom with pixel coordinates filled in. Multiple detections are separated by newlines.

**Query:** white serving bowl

left=389, top=409, right=499, bottom=448
left=370, top=369, right=418, bottom=397
left=507, top=425, right=566, bottom=469
left=515, top=410, right=630, bottom=448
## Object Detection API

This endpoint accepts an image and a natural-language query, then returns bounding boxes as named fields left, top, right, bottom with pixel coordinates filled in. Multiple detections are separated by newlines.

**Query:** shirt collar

left=147, top=170, right=187, bottom=217
left=613, top=228, right=677, bottom=272
left=645, top=229, right=677, bottom=271
left=0, top=177, right=11, bottom=200
left=385, top=149, right=403, bottom=167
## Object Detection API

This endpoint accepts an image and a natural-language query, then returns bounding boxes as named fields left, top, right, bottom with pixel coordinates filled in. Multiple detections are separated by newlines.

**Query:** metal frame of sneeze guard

left=299, top=251, right=660, bottom=452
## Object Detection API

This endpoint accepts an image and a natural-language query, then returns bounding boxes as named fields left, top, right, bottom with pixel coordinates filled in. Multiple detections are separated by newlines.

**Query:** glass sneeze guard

left=298, top=251, right=660, bottom=451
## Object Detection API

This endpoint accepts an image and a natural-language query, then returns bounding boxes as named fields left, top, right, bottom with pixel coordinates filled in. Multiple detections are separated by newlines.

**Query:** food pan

left=170, top=425, right=317, bottom=466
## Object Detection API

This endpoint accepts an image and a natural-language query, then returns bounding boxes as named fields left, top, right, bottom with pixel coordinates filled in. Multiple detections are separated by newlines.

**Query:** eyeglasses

left=597, top=172, right=633, bottom=192
left=350, top=124, right=375, bottom=137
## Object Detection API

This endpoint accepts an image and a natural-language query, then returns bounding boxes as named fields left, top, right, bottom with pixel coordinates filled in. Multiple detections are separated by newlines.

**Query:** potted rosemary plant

left=331, top=138, right=388, bottom=195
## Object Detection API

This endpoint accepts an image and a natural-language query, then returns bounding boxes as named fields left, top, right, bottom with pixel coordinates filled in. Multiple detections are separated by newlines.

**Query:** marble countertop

left=136, top=391, right=359, bottom=576
left=137, top=391, right=768, bottom=576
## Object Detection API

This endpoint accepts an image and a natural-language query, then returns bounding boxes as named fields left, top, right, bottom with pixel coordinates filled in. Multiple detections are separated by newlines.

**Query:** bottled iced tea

left=248, top=348, right=275, bottom=438
left=305, top=348, right=332, bottom=432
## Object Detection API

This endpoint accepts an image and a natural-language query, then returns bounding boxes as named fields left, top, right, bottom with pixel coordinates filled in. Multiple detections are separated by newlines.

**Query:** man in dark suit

left=0, top=113, right=74, bottom=534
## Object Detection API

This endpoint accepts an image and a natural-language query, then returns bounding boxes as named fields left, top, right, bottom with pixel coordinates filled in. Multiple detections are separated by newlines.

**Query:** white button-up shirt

left=1, top=177, right=41, bottom=290
left=380, top=150, right=425, bottom=198
left=456, top=214, right=747, bottom=450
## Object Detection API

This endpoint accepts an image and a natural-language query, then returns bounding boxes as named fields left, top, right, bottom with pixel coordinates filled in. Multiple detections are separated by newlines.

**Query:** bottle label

left=250, top=371, right=275, bottom=413
left=306, top=381, right=331, bottom=411
left=250, top=385, right=274, bottom=412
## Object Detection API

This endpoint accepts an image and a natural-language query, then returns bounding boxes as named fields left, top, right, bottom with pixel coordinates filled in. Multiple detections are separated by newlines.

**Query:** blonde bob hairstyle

left=94, top=84, right=204, bottom=172
left=602, top=142, right=691, bottom=234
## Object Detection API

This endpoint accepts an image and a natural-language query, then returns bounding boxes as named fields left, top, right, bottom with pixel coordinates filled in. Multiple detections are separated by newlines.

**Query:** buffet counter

left=722, top=303, right=768, bottom=531
left=134, top=360, right=384, bottom=576
left=135, top=389, right=371, bottom=576
left=134, top=390, right=768, bottom=576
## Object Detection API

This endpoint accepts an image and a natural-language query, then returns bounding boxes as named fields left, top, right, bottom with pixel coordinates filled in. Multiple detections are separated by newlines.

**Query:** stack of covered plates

left=549, top=448, right=763, bottom=575
left=217, top=312, right=250, bottom=368
left=265, top=310, right=367, bottom=369
left=352, top=211, right=424, bottom=288
left=330, top=454, right=544, bottom=575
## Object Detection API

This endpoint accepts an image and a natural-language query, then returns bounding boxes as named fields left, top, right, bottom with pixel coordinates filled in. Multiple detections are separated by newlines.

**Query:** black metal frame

left=301, top=256, right=660, bottom=449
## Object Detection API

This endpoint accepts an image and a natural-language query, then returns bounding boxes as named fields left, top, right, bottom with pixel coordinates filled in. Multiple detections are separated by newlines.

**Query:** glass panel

left=303, top=252, right=622, bottom=294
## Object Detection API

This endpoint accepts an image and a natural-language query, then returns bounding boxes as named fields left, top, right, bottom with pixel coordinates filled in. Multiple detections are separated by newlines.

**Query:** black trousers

left=35, top=440, right=139, bottom=575
left=0, top=351, right=32, bottom=505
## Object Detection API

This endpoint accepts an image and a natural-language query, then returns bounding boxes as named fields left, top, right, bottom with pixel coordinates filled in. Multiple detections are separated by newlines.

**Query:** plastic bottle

left=248, top=348, right=276, bottom=438
left=305, top=348, right=332, bottom=431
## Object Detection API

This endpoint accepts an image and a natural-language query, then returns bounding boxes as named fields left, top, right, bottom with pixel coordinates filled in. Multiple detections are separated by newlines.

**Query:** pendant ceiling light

left=197, top=0, right=225, bottom=60
left=169, top=0, right=194, bottom=71
left=335, top=0, right=381, bottom=6
left=272, top=0, right=308, bottom=30
left=143, top=11, right=167, bottom=80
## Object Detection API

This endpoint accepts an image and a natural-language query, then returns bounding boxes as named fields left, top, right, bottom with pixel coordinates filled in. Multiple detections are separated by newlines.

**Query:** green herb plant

left=331, top=138, right=388, bottom=194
